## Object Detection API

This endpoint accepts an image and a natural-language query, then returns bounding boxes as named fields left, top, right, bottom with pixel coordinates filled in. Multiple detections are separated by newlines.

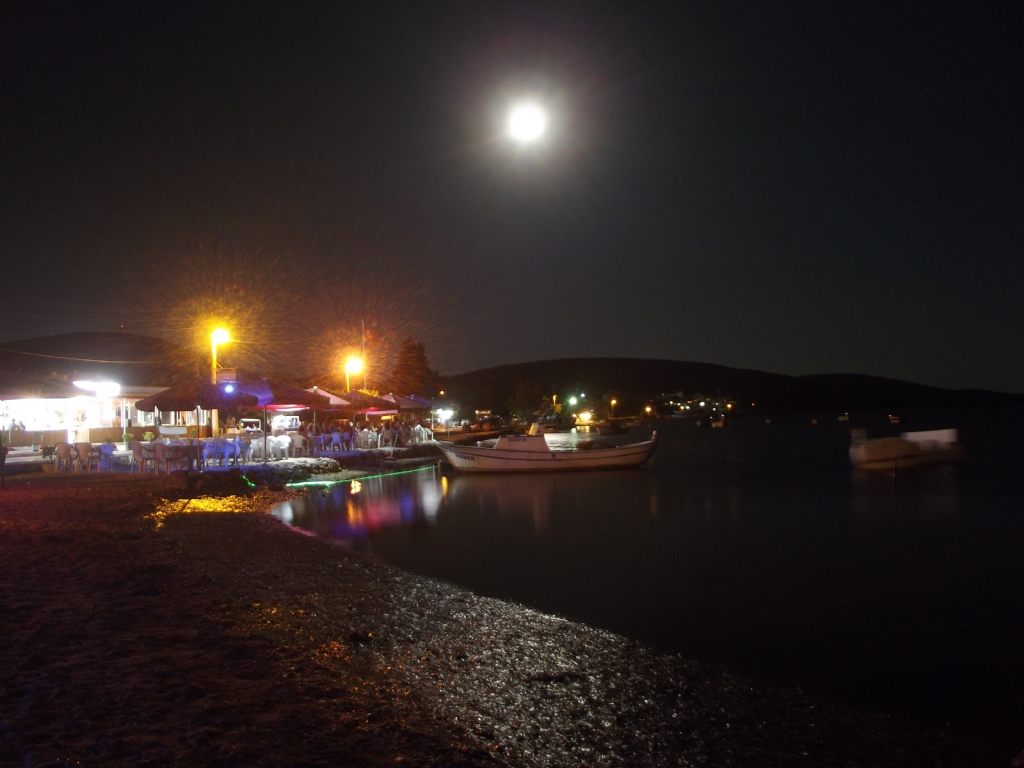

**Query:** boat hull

left=437, top=437, right=658, bottom=473
left=851, top=446, right=963, bottom=470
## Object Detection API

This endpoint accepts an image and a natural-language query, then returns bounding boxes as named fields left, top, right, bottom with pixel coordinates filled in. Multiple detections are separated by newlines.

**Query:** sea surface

left=272, top=407, right=1024, bottom=751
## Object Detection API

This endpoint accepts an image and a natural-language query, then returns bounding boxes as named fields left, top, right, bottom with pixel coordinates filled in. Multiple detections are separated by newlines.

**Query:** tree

left=507, top=381, right=548, bottom=422
left=386, top=338, right=439, bottom=396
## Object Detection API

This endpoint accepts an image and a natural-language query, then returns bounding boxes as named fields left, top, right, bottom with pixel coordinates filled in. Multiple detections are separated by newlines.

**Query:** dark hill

left=439, top=358, right=1024, bottom=415
left=0, top=332, right=202, bottom=391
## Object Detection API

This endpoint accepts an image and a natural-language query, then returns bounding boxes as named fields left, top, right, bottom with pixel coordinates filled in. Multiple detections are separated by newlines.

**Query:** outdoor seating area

left=13, top=416, right=437, bottom=476
left=311, top=420, right=434, bottom=456
left=40, top=434, right=311, bottom=475
left=2, top=378, right=440, bottom=477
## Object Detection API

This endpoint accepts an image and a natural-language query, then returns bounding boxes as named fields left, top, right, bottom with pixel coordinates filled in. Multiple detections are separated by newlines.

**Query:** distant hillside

left=438, top=358, right=1024, bottom=415
left=0, top=332, right=202, bottom=391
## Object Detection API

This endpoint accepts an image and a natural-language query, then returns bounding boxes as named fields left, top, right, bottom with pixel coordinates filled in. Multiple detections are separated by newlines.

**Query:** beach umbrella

left=304, top=387, right=352, bottom=441
left=133, top=381, right=259, bottom=412
left=234, top=379, right=330, bottom=408
left=400, top=393, right=437, bottom=428
left=232, top=379, right=330, bottom=461
left=306, top=387, right=351, bottom=407
left=337, top=390, right=394, bottom=411
left=405, top=394, right=435, bottom=409
left=381, top=393, right=429, bottom=411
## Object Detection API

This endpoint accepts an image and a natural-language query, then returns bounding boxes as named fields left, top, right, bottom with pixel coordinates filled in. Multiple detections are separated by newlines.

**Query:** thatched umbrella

left=133, top=381, right=259, bottom=413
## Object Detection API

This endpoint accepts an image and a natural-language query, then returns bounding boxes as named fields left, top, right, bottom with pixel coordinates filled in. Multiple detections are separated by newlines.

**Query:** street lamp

left=345, top=357, right=363, bottom=393
left=610, top=398, right=617, bottom=418
left=210, top=328, right=231, bottom=436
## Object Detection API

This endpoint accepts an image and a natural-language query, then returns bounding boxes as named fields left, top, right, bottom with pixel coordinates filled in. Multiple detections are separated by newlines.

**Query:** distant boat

left=888, top=414, right=902, bottom=424
left=595, top=420, right=628, bottom=435
left=850, top=428, right=963, bottom=470
left=437, top=424, right=658, bottom=473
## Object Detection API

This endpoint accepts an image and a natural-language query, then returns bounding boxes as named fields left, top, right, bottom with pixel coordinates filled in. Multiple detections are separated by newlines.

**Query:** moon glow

left=507, top=102, right=547, bottom=142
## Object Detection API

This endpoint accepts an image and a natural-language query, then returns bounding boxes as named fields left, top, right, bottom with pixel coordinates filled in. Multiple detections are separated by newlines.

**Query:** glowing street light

left=508, top=102, right=547, bottom=143
left=345, top=356, right=363, bottom=393
left=211, top=328, right=231, bottom=384
left=568, top=396, right=578, bottom=407
left=610, top=398, right=617, bottom=418
left=210, top=328, right=231, bottom=435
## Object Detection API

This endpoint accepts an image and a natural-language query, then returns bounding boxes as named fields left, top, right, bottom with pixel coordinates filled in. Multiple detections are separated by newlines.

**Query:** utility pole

left=361, top=319, right=367, bottom=389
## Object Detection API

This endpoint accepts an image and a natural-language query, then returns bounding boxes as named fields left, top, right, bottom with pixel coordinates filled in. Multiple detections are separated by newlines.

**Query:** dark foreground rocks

left=0, top=474, right=1005, bottom=767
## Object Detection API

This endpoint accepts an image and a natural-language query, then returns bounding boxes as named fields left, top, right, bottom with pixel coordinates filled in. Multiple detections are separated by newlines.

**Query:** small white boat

left=850, top=428, right=963, bottom=470
left=437, top=424, right=658, bottom=473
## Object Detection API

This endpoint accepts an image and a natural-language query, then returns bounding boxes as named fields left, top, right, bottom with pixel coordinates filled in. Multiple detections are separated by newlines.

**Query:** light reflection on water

left=272, top=409, right=1024, bottom=749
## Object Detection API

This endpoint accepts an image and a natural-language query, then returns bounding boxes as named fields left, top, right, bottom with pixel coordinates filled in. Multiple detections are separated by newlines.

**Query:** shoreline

left=0, top=473, right=1006, bottom=766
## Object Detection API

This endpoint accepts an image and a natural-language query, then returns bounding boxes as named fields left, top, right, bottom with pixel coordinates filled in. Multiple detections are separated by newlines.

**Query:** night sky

left=1, top=2, right=1021, bottom=391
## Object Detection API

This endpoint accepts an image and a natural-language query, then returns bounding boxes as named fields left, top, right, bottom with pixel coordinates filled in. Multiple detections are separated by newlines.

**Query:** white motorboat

left=437, top=424, right=658, bottom=473
left=849, top=428, right=963, bottom=470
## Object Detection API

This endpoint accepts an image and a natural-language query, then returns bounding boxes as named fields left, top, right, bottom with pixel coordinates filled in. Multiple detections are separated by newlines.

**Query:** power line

left=0, top=347, right=157, bottom=364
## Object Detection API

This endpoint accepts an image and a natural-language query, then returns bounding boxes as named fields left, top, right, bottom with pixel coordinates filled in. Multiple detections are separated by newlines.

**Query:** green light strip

left=285, top=463, right=438, bottom=489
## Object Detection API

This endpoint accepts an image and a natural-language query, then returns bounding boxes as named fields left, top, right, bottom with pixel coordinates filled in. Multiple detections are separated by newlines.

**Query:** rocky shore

left=0, top=473, right=1005, bottom=766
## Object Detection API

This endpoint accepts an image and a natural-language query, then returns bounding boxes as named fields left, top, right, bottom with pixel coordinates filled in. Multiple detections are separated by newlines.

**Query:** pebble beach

left=0, top=472, right=1006, bottom=767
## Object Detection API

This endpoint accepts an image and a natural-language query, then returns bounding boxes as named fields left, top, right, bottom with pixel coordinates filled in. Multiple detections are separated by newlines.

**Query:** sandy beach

left=0, top=472, right=1004, bottom=766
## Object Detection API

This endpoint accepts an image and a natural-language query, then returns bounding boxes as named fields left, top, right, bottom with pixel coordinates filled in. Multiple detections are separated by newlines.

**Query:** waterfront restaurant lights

left=0, top=381, right=163, bottom=444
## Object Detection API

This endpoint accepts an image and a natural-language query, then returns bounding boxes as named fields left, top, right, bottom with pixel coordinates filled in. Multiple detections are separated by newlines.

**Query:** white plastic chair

left=265, top=435, right=290, bottom=460
left=249, top=440, right=265, bottom=461
left=204, top=438, right=229, bottom=466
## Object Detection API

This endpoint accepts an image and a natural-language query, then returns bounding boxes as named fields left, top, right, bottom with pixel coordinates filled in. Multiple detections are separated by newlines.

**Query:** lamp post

left=210, top=328, right=230, bottom=436
left=345, top=357, right=363, bottom=393
left=610, top=399, right=617, bottom=419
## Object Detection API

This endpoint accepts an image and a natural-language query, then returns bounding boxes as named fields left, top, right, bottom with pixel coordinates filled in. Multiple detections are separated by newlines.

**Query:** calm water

left=273, top=407, right=1024, bottom=749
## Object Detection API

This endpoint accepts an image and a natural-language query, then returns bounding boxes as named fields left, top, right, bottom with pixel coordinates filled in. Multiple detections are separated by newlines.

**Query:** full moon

left=507, top=102, right=547, bottom=142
